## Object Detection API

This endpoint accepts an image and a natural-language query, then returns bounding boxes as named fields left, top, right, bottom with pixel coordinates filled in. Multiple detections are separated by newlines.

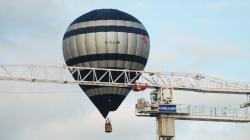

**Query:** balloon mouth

left=88, top=93, right=127, bottom=118
left=99, top=109, right=110, bottom=119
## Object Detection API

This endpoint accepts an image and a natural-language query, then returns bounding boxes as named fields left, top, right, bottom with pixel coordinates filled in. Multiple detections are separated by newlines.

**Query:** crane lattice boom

left=0, top=65, right=250, bottom=94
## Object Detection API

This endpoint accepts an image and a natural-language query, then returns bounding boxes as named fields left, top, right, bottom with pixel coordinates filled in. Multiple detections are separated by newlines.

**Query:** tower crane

left=0, top=64, right=250, bottom=140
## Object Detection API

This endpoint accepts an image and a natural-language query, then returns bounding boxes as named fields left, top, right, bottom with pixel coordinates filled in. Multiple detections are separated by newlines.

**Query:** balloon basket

left=105, top=123, right=112, bottom=133
left=105, top=118, right=112, bottom=133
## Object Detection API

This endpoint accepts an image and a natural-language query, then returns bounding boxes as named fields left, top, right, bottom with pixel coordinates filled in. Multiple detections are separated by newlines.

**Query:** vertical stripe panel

left=96, top=32, right=107, bottom=68
left=117, top=32, right=127, bottom=68
left=85, top=33, right=97, bottom=67
left=127, top=33, right=137, bottom=69
left=62, top=40, right=68, bottom=60
left=75, top=34, right=88, bottom=67
left=70, top=36, right=78, bottom=59
left=64, top=38, right=72, bottom=61
left=144, top=36, right=150, bottom=63
left=107, top=32, right=118, bottom=68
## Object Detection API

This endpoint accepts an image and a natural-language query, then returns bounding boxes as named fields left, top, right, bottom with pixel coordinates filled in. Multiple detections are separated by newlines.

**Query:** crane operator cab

left=150, top=91, right=158, bottom=102
left=105, top=118, right=112, bottom=133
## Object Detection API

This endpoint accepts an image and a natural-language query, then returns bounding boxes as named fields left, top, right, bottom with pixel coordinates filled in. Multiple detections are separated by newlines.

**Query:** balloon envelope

left=63, top=9, right=150, bottom=118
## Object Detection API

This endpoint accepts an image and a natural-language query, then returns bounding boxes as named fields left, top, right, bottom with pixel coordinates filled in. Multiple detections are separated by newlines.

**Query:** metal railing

left=176, top=104, right=249, bottom=118
left=136, top=103, right=250, bottom=122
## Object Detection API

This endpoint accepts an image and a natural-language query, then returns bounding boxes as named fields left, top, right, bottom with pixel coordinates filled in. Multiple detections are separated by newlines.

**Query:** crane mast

left=0, top=65, right=250, bottom=140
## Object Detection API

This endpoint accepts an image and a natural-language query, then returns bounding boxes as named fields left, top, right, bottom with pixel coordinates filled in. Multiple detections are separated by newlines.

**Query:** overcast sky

left=0, top=0, right=250, bottom=140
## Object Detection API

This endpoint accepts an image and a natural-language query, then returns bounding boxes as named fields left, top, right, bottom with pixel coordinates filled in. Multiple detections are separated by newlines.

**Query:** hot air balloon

left=62, top=9, right=150, bottom=120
